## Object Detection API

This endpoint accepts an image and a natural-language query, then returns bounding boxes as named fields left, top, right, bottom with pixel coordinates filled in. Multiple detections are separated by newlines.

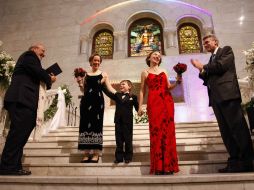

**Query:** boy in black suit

left=104, top=80, right=139, bottom=164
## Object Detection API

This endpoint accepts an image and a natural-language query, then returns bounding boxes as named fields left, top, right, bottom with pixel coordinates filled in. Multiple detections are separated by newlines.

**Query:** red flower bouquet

left=173, top=62, right=187, bottom=76
left=74, top=67, right=86, bottom=78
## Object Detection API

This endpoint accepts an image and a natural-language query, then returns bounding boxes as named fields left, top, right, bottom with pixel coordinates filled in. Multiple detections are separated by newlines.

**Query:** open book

left=46, top=62, right=62, bottom=76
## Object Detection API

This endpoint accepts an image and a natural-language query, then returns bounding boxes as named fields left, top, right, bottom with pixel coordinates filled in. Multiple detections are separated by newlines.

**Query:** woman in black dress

left=76, top=53, right=113, bottom=163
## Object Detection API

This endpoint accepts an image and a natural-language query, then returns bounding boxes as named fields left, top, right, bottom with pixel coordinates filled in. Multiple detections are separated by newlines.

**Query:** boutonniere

left=129, top=97, right=133, bottom=100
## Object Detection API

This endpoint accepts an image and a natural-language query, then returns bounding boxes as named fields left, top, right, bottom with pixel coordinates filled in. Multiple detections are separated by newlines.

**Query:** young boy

left=104, top=80, right=139, bottom=164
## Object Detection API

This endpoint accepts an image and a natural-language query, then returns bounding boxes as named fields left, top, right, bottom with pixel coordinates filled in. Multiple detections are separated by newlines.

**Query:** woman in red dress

left=138, top=51, right=180, bottom=175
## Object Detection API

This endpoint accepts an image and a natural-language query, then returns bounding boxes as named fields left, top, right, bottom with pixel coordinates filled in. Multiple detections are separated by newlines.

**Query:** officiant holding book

left=0, top=43, right=56, bottom=175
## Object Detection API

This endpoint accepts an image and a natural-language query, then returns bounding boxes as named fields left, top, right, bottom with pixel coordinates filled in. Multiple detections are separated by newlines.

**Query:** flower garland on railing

left=241, top=42, right=254, bottom=111
left=44, top=84, right=72, bottom=121
left=0, top=40, right=16, bottom=89
left=243, top=42, right=254, bottom=66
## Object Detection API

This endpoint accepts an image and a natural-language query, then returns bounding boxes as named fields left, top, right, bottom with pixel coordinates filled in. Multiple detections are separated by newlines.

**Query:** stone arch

left=89, top=22, right=115, bottom=39
left=176, top=16, right=204, bottom=33
left=80, top=22, right=114, bottom=59
left=125, top=11, right=165, bottom=57
left=176, top=16, right=204, bottom=54
left=125, top=10, right=165, bottom=31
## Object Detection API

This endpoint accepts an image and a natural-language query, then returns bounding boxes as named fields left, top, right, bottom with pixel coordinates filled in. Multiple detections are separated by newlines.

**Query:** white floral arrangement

left=134, top=109, right=148, bottom=124
left=243, top=42, right=254, bottom=65
left=0, top=41, right=16, bottom=89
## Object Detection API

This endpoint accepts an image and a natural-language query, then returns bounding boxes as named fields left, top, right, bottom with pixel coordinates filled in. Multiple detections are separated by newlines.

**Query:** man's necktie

left=211, top=54, right=216, bottom=62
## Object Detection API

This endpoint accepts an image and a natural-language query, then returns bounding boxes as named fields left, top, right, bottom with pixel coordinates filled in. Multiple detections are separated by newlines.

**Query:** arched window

left=128, top=18, right=164, bottom=57
left=92, top=29, right=114, bottom=59
left=177, top=23, right=202, bottom=54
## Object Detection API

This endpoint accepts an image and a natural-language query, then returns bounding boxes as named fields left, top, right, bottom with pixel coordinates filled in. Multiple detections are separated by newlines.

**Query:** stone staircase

left=1, top=121, right=254, bottom=190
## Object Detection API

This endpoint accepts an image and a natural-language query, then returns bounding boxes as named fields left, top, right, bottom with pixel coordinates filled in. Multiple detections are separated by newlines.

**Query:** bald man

left=0, top=43, right=56, bottom=175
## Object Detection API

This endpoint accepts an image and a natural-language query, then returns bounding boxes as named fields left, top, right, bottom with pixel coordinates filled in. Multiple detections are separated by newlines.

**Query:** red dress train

left=146, top=72, right=179, bottom=174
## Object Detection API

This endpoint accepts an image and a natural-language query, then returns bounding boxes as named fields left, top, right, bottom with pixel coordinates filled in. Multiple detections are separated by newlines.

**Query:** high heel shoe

left=90, top=155, right=99, bottom=163
left=164, top=171, right=174, bottom=175
left=80, top=155, right=90, bottom=163
left=154, top=171, right=164, bottom=175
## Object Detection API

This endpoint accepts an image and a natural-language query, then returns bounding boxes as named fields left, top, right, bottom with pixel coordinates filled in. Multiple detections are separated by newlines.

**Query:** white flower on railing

left=58, top=86, right=67, bottom=94
left=0, top=41, right=16, bottom=89
left=243, top=42, right=254, bottom=65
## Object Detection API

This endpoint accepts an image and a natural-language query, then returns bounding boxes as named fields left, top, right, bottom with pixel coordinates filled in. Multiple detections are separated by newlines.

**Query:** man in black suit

left=0, top=43, right=56, bottom=175
left=191, top=34, right=254, bottom=173
left=104, top=80, right=139, bottom=163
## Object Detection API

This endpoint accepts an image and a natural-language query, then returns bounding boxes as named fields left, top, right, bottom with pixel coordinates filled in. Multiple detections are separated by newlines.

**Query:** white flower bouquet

left=0, top=41, right=16, bottom=89
left=243, top=42, right=254, bottom=65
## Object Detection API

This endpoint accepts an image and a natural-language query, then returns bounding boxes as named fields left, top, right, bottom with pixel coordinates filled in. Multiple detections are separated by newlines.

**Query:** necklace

left=151, top=66, right=159, bottom=73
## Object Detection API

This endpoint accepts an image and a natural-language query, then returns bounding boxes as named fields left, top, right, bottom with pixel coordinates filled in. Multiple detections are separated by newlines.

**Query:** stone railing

left=1, top=86, right=78, bottom=142
left=32, top=88, right=78, bottom=141
left=30, top=87, right=58, bottom=141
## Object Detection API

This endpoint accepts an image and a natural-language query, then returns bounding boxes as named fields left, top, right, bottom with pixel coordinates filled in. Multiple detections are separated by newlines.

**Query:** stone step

left=26, top=137, right=228, bottom=147
left=53, top=124, right=219, bottom=133
left=58, top=122, right=219, bottom=129
left=1, top=172, right=254, bottom=190
left=24, top=142, right=227, bottom=154
left=40, top=133, right=223, bottom=141
left=22, top=150, right=229, bottom=164
left=21, top=160, right=228, bottom=176
left=43, top=131, right=221, bottom=138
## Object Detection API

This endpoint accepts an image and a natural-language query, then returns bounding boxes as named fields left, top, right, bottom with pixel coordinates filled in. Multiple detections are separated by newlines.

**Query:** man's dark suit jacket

left=199, top=46, right=241, bottom=106
left=4, top=50, right=52, bottom=110
left=104, top=91, right=139, bottom=124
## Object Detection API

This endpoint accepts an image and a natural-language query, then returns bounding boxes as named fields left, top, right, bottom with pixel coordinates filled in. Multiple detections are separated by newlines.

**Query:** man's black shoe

left=0, top=169, right=32, bottom=175
left=218, top=165, right=253, bottom=173
left=114, top=160, right=123, bottom=164
left=218, top=166, right=229, bottom=173
left=124, top=160, right=131, bottom=164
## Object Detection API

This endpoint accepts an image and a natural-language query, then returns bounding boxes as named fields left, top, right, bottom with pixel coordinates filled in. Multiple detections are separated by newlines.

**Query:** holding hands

left=138, top=108, right=145, bottom=116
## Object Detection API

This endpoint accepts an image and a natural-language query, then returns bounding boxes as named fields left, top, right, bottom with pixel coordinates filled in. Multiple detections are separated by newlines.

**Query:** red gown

left=146, top=72, right=179, bottom=174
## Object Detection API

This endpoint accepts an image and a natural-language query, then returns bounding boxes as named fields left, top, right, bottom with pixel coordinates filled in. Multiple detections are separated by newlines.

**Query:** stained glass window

left=92, top=30, right=114, bottom=59
left=128, top=18, right=164, bottom=57
left=178, top=23, right=202, bottom=54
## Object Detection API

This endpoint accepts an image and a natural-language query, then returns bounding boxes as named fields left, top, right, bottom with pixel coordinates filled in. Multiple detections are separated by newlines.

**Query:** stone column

left=164, top=29, right=178, bottom=56
left=80, top=35, right=91, bottom=60
left=113, top=31, right=126, bottom=59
